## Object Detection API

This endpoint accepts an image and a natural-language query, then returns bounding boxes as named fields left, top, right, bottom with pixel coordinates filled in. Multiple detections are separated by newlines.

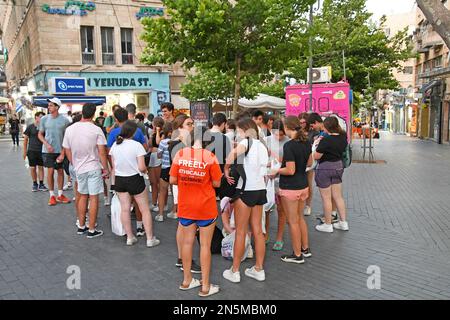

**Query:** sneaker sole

left=281, top=257, right=305, bottom=264
left=245, top=273, right=265, bottom=281
left=180, top=267, right=202, bottom=274
left=302, top=253, right=312, bottom=258
left=223, top=275, right=240, bottom=283
left=87, top=233, right=103, bottom=239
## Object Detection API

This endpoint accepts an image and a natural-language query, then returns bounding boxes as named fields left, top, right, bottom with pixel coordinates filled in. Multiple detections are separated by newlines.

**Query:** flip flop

left=179, top=278, right=201, bottom=291
left=272, top=241, right=284, bottom=251
left=198, top=284, right=220, bottom=297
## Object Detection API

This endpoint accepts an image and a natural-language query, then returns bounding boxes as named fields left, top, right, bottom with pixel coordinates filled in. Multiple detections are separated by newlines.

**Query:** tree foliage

left=141, top=0, right=314, bottom=113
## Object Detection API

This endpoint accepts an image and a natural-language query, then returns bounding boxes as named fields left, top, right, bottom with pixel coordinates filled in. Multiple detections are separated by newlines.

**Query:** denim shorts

left=315, top=161, right=344, bottom=188
left=76, top=169, right=104, bottom=195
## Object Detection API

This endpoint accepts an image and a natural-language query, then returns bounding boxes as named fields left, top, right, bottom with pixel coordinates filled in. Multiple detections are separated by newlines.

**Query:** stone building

left=0, top=0, right=188, bottom=116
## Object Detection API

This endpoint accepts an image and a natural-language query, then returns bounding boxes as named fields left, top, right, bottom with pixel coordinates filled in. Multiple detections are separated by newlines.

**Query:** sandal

left=179, top=278, right=201, bottom=291
left=272, top=241, right=284, bottom=251
left=198, top=284, right=220, bottom=297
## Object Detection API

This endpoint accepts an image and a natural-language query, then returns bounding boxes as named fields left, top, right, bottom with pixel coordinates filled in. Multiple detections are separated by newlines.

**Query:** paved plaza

left=0, top=132, right=450, bottom=300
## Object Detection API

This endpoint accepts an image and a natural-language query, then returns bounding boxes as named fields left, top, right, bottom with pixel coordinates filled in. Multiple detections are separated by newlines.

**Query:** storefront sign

left=286, top=82, right=351, bottom=140
left=49, top=77, right=87, bottom=95
left=136, top=7, right=164, bottom=20
left=42, top=1, right=95, bottom=16
left=190, top=101, right=212, bottom=126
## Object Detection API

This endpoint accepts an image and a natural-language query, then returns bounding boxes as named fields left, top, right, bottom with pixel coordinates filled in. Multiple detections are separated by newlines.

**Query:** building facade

left=0, top=0, right=187, bottom=116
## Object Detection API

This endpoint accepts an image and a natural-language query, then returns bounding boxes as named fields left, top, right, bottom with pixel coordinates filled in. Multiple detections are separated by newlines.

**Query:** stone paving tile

left=1, top=134, right=450, bottom=299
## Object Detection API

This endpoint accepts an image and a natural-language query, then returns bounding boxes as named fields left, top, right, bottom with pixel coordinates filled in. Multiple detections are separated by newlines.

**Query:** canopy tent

left=212, top=94, right=286, bottom=112
left=0, top=97, right=9, bottom=104
left=32, top=95, right=106, bottom=107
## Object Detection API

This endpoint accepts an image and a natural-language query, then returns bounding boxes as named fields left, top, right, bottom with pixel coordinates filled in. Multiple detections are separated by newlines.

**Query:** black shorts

left=236, top=190, right=267, bottom=207
left=160, top=168, right=170, bottom=182
left=27, top=150, right=43, bottom=167
left=115, top=174, right=146, bottom=195
left=42, top=153, right=64, bottom=169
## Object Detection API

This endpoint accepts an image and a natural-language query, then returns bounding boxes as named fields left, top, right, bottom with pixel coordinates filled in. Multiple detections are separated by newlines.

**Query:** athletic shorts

left=160, top=167, right=170, bottom=182
left=69, top=164, right=77, bottom=182
left=77, top=169, right=104, bottom=195
left=236, top=189, right=267, bottom=207
left=42, top=153, right=64, bottom=170
left=278, top=188, right=309, bottom=202
left=27, top=150, right=43, bottom=167
left=178, top=217, right=217, bottom=228
left=148, top=152, right=162, bottom=168
left=115, top=174, right=146, bottom=195
left=315, top=161, right=344, bottom=189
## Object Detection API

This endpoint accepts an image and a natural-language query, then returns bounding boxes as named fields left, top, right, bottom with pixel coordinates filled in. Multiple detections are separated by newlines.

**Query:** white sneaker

left=155, top=214, right=164, bottom=222
left=245, top=266, right=265, bottom=282
left=315, top=223, right=333, bottom=233
left=76, top=219, right=80, bottom=228
left=126, top=237, right=138, bottom=246
left=104, top=197, right=110, bottom=206
left=304, top=206, right=311, bottom=216
left=167, top=211, right=178, bottom=219
left=247, top=245, right=254, bottom=259
left=151, top=205, right=160, bottom=212
left=146, top=237, right=161, bottom=247
left=223, top=268, right=241, bottom=283
left=63, top=182, right=72, bottom=191
left=333, top=221, right=349, bottom=231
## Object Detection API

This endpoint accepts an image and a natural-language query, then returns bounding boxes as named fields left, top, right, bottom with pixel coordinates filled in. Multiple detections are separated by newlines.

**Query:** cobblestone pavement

left=0, top=133, right=450, bottom=300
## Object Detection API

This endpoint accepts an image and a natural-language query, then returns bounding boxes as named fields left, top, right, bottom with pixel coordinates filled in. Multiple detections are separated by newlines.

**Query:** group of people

left=20, top=98, right=349, bottom=297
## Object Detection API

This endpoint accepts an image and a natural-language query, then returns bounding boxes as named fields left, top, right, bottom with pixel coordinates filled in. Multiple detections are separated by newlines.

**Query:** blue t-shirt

left=107, top=126, right=146, bottom=148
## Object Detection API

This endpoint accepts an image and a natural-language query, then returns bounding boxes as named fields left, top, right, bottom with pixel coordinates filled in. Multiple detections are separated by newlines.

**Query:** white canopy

left=0, top=97, right=9, bottom=104
left=212, top=93, right=286, bottom=112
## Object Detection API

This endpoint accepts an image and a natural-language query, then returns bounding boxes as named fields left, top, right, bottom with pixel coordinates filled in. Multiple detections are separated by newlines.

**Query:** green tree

left=288, top=0, right=412, bottom=93
left=141, top=0, right=314, bottom=114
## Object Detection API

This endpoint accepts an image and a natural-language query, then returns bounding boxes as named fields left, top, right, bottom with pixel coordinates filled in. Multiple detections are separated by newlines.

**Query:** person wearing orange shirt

left=169, top=127, right=222, bottom=297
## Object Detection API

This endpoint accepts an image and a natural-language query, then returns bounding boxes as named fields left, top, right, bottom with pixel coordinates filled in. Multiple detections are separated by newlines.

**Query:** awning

left=0, top=96, right=9, bottom=103
left=420, top=80, right=442, bottom=93
left=213, top=93, right=286, bottom=112
left=32, top=95, right=106, bottom=107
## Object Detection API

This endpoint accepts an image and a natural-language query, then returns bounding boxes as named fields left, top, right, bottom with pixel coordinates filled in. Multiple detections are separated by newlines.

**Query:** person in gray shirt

left=38, top=97, right=71, bottom=206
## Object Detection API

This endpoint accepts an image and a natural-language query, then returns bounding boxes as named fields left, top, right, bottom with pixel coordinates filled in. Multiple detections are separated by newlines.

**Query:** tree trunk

left=416, top=0, right=450, bottom=50
left=233, top=55, right=241, bottom=117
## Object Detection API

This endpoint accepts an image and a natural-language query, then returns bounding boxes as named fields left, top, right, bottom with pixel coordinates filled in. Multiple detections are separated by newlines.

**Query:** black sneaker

left=301, top=248, right=312, bottom=258
left=38, top=183, right=49, bottom=192
left=77, top=226, right=89, bottom=235
left=281, top=253, right=305, bottom=264
left=180, top=260, right=202, bottom=273
left=136, top=227, right=145, bottom=237
left=32, top=183, right=39, bottom=192
left=175, top=258, right=183, bottom=268
left=87, top=229, right=104, bottom=239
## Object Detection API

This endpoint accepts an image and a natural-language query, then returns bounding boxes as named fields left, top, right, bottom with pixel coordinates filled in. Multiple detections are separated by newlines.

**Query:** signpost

left=190, top=101, right=211, bottom=127
left=49, top=77, right=87, bottom=95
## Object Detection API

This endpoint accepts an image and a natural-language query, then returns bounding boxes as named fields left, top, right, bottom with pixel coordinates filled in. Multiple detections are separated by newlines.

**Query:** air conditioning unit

left=307, top=66, right=332, bottom=83
left=136, top=94, right=149, bottom=111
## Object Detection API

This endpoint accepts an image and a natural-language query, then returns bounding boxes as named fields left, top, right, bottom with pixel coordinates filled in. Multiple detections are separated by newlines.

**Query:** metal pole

left=342, top=50, right=346, bottom=81
left=308, top=4, right=313, bottom=112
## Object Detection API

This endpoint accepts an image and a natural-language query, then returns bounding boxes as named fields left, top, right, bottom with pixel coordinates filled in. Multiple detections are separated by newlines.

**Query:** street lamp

left=308, top=1, right=321, bottom=112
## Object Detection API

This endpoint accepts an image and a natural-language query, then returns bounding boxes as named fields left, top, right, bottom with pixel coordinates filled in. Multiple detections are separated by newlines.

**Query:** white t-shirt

left=109, top=139, right=146, bottom=177
left=236, top=138, right=268, bottom=191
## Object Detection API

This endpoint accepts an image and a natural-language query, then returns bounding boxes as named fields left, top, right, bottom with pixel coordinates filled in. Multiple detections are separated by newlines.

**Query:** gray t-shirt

left=39, top=114, right=71, bottom=154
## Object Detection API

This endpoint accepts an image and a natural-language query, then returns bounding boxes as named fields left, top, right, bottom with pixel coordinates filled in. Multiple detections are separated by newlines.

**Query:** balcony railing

left=82, top=52, right=95, bottom=64
left=122, top=54, right=133, bottom=65
left=102, top=53, right=115, bottom=65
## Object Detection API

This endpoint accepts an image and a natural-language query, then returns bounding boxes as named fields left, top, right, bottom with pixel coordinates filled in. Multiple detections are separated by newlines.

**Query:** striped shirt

left=158, top=138, right=171, bottom=169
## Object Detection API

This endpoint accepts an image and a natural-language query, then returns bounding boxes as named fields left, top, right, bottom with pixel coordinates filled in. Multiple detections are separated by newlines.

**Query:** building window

left=433, top=56, right=443, bottom=69
left=101, top=27, right=115, bottom=65
left=403, top=66, right=413, bottom=74
left=81, top=26, right=95, bottom=64
left=121, top=28, right=133, bottom=64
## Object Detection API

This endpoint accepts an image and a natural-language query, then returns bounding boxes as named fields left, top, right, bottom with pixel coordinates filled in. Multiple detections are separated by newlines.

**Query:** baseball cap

left=47, top=97, right=62, bottom=107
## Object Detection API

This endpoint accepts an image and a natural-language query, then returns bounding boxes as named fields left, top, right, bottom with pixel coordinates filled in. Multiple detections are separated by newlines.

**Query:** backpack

left=217, top=138, right=252, bottom=200
left=342, top=144, right=352, bottom=168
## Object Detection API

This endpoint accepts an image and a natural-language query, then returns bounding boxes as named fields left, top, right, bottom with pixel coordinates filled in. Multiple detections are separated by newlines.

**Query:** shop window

left=101, top=27, right=115, bottom=65
left=121, top=28, right=133, bottom=64
left=81, top=26, right=95, bottom=64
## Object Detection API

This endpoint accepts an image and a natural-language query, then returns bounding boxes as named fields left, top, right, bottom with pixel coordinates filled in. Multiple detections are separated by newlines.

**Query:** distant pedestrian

left=109, top=120, right=160, bottom=247
left=23, top=112, right=48, bottom=192
left=147, top=116, right=164, bottom=213
left=9, top=114, right=20, bottom=146
left=62, top=103, right=109, bottom=238
left=104, top=104, right=121, bottom=134
left=38, top=97, right=71, bottom=206
left=161, top=102, right=175, bottom=123
left=314, top=117, right=349, bottom=233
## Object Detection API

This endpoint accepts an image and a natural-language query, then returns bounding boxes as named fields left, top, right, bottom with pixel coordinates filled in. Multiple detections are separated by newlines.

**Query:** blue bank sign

left=49, top=77, right=87, bottom=95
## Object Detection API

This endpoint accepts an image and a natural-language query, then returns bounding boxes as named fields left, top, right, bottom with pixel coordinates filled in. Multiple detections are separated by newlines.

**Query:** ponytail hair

left=284, top=116, right=307, bottom=142
left=116, top=120, right=137, bottom=145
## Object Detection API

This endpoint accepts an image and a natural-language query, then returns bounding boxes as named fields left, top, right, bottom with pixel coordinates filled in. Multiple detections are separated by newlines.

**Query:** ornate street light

left=308, top=1, right=321, bottom=112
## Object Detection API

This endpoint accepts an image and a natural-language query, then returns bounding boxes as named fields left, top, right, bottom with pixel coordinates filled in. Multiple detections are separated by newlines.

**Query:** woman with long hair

left=299, top=112, right=315, bottom=217
left=148, top=116, right=164, bottom=212
left=314, top=116, right=349, bottom=233
left=272, top=116, right=312, bottom=263
left=223, top=118, right=269, bottom=283
left=109, top=120, right=160, bottom=247
left=170, top=127, right=222, bottom=297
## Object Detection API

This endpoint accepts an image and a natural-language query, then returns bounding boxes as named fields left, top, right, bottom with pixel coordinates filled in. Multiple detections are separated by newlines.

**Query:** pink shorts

left=278, top=188, right=309, bottom=202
